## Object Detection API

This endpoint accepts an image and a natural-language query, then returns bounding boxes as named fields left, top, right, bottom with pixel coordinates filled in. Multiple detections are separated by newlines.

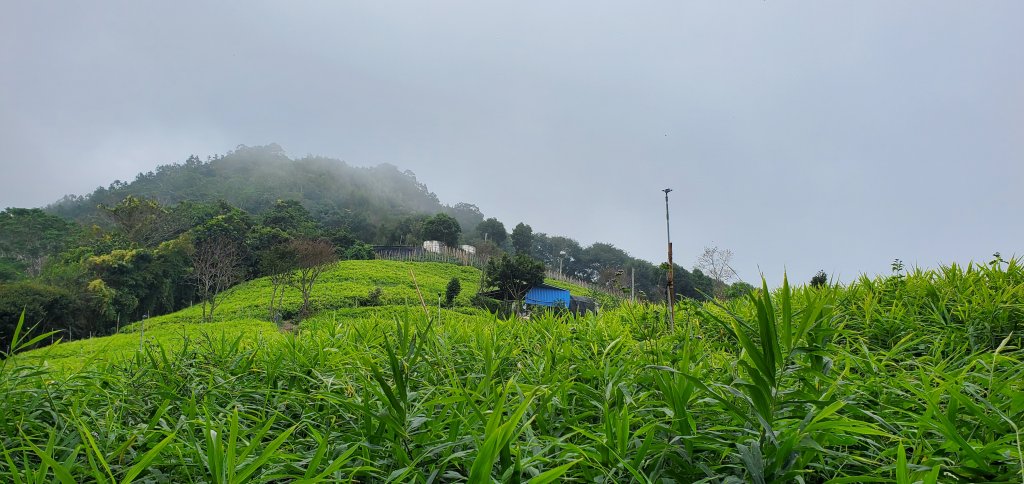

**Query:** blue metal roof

left=524, top=284, right=571, bottom=308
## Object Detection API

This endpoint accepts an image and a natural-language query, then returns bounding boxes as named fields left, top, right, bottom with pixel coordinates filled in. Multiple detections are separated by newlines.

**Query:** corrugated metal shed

left=524, top=284, right=571, bottom=308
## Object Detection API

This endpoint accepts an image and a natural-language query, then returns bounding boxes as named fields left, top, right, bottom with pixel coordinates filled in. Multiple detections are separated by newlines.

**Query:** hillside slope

left=21, top=260, right=592, bottom=371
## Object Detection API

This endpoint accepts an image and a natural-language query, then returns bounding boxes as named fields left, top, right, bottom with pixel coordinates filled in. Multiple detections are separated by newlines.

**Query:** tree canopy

left=485, top=253, right=545, bottom=303
left=421, top=213, right=461, bottom=247
left=474, top=218, right=508, bottom=246
left=47, top=145, right=456, bottom=244
left=261, top=199, right=320, bottom=238
left=511, top=223, right=533, bottom=255
left=0, top=208, right=81, bottom=279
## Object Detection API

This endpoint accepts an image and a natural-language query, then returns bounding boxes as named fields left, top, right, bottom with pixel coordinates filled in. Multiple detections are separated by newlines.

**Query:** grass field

left=17, top=260, right=591, bottom=374
left=1, top=258, right=1022, bottom=482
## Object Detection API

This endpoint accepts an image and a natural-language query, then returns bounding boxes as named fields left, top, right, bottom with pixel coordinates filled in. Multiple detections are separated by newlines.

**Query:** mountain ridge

left=45, top=143, right=487, bottom=241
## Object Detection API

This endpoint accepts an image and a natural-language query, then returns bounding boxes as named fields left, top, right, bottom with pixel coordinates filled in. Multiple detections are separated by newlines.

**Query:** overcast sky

left=2, top=1, right=1021, bottom=284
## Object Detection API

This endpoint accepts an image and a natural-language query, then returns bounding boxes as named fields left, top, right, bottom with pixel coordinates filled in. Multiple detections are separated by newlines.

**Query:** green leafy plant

left=2, top=258, right=1022, bottom=482
left=444, top=277, right=461, bottom=307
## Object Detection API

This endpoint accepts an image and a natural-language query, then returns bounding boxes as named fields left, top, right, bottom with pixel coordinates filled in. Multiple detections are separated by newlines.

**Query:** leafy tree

left=474, top=218, right=508, bottom=246
left=151, top=237, right=195, bottom=312
left=473, top=239, right=504, bottom=260
left=169, top=199, right=237, bottom=230
left=261, top=199, right=320, bottom=238
left=317, top=207, right=375, bottom=241
left=0, top=281, right=75, bottom=348
left=0, top=208, right=81, bottom=278
left=511, top=223, right=533, bottom=256
left=578, top=243, right=631, bottom=283
left=99, top=196, right=182, bottom=247
left=85, top=245, right=188, bottom=322
left=246, top=226, right=292, bottom=275
left=326, top=228, right=357, bottom=254
left=444, top=277, right=462, bottom=307
left=446, top=203, right=484, bottom=238
left=382, top=215, right=427, bottom=245
left=193, top=211, right=252, bottom=245
left=342, top=242, right=375, bottom=261
left=688, top=267, right=717, bottom=300
left=289, top=239, right=337, bottom=318
left=485, top=254, right=544, bottom=306
left=421, top=213, right=461, bottom=247
left=810, top=270, right=828, bottom=288
left=533, top=234, right=582, bottom=276
left=325, top=227, right=374, bottom=260
left=726, top=281, right=755, bottom=299
left=0, top=259, right=22, bottom=282
left=192, top=210, right=254, bottom=279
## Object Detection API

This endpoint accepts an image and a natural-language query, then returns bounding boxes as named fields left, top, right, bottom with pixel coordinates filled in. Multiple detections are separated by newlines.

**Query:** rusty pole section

left=663, top=188, right=675, bottom=332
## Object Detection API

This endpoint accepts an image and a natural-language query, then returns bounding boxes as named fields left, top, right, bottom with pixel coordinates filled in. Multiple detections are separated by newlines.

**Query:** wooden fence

left=544, top=270, right=624, bottom=299
left=373, top=246, right=483, bottom=268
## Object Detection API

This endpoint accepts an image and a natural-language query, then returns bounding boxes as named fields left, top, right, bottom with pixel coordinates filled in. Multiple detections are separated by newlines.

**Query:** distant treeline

left=47, top=143, right=487, bottom=243
left=1, top=144, right=742, bottom=346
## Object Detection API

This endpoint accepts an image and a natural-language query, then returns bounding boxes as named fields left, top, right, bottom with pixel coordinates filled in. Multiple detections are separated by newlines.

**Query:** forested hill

left=0, top=143, right=739, bottom=347
left=31, top=143, right=730, bottom=305
left=46, top=143, right=485, bottom=241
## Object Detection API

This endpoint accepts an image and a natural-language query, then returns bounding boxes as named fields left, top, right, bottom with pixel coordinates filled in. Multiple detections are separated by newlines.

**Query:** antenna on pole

left=663, top=188, right=675, bottom=332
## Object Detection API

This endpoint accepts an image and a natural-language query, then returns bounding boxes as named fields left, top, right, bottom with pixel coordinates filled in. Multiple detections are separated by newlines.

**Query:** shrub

left=810, top=270, right=828, bottom=288
left=444, top=277, right=461, bottom=307
left=0, top=281, right=76, bottom=348
left=360, top=286, right=384, bottom=307
left=470, top=293, right=503, bottom=313
left=343, top=242, right=375, bottom=261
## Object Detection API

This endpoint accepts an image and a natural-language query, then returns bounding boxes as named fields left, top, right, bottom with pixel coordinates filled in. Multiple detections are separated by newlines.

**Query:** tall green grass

left=1, top=259, right=1021, bottom=482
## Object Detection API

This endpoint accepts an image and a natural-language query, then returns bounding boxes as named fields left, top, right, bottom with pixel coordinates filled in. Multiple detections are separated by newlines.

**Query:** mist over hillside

left=46, top=143, right=486, bottom=241
left=37, top=143, right=725, bottom=302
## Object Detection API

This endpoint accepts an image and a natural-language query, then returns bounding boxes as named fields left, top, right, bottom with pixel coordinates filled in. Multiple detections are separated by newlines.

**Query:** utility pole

left=663, top=189, right=675, bottom=332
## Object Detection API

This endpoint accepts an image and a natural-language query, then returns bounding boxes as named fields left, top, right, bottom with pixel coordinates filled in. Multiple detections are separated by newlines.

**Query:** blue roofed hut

left=523, top=283, right=571, bottom=309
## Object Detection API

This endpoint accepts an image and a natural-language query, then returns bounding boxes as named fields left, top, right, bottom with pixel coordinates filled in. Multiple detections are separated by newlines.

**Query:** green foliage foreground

left=1, top=260, right=1022, bottom=482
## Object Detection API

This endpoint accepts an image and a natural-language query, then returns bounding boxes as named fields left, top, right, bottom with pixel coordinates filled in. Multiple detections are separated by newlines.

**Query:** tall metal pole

left=663, top=189, right=675, bottom=332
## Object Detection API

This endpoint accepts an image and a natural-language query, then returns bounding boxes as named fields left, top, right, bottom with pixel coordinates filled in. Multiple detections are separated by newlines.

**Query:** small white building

left=460, top=244, right=477, bottom=255
left=423, top=240, right=443, bottom=253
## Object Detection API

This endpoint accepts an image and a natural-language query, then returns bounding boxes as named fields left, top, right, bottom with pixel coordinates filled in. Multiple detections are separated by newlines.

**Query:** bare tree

left=695, top=245, right=738, bottom=299
left=192, top=236, right=244, bottom=322
left=289, top=239, right=337, bottom=318
left=259, top=243, right=298, bottom=322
